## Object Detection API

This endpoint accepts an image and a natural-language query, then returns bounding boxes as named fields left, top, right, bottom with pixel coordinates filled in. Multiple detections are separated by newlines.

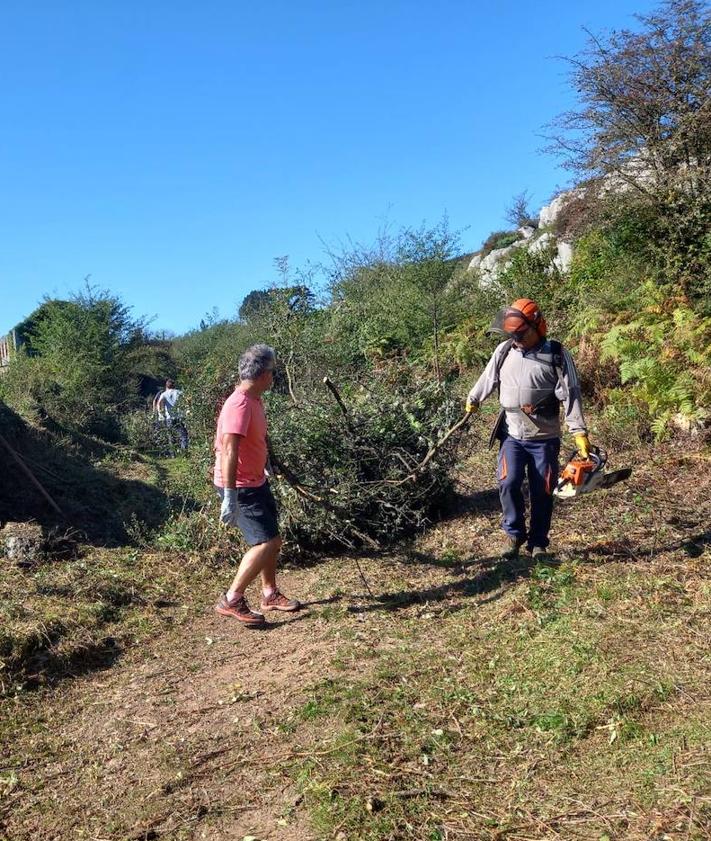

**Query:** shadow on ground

left=22, top=637, right=125, bottom=690
left=361, top=526, right=711, bottom=618
left=349, top=552, right=536, bottom=615
left=0, top=401, right=187, bottom=545
left=576, top=529, right=711, bottom=564
left=442, top=488, right=502, bottom=518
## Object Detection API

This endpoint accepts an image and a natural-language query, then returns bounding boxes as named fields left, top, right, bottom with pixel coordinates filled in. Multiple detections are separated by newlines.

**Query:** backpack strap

left=488, top=339, right=514, bottom=449
left=493, top=336, right=562, bottom=380
left=527, top=339, right=565, bottom=417
left=549, top=339, right=563, bottom=380
left=494, top=338, right=515, bottom=386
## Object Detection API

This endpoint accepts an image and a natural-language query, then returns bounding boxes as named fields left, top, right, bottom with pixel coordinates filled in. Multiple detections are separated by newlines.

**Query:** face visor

left=488, top=306, right=537, bottom=341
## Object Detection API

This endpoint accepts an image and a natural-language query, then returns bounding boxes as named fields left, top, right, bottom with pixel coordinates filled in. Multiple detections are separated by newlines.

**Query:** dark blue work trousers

left=497, top=435, right=560, bottom=550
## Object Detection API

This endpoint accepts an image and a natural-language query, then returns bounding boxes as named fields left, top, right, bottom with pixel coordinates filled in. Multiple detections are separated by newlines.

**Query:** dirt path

left=4, top=563, right=342, bottom=840
left=4, top=553, right=473, bottom=841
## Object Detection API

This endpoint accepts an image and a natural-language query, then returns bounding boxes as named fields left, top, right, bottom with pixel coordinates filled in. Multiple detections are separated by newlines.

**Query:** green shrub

left=121, top=409, right=156, bottom=452
left=599, top=285, right=711, bottom=438
left=156, top=509, right=230, bottom=553
left=0, top=288, right=153, bottom=439
left=565, top=208, right=655, bottom=337
left=481, top=230, right=521, bottom=256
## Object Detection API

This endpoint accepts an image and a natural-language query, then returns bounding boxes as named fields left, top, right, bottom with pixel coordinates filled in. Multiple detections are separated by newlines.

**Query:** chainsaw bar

left=598, top=467, right=632, bottom=488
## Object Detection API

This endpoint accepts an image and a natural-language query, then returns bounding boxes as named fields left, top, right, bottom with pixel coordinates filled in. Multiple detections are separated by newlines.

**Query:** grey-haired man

left=213, top=344, right=300, bottom=627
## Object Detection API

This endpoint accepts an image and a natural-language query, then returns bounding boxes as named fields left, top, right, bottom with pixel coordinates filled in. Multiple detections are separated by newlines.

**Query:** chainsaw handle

left=565, top=443, right=607, bottom=467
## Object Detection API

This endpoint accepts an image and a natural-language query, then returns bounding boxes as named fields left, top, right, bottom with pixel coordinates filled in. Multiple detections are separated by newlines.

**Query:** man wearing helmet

left=466, top=299, right=590, bottom=559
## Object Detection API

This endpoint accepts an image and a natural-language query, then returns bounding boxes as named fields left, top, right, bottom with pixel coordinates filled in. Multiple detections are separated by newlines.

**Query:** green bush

left=0, top=288, right=154, bottom=438
left=121, top=409, right=155, bottom=452
left=596, top=389, right=652, bottom=447
left=565, top=205, right=657, bottom=335
left=481, top=230, right=521, bottom=256
left=156, top=509, right=229, bottom=553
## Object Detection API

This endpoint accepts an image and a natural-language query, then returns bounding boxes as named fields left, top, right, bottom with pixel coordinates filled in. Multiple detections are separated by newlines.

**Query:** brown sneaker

left=260, top=589, right=301, bottom=612
left=215, top=594, right=266, bottom=627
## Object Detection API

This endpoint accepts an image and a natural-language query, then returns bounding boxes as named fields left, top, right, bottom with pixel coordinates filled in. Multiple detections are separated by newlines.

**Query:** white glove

left=219, top=488, right=239, bottom=526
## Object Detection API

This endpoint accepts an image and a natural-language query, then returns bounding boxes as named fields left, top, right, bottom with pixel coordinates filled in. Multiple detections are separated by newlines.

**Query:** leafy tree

left=550, top=0, right=710, bottom=196
left=547, top=0, right=711, bottom=306
left=238, top=290, right=272, bottom=322
left=396, top=219, right=463, bottom=382
left=326, top=239, right=418, bottom=367
left=238, top=260, right=319, bottom=403
left=169, top=318, right=254, bottom=451
left=325, top=219, right=466, bottom=379
left=1, top=286, right=149, bottom=436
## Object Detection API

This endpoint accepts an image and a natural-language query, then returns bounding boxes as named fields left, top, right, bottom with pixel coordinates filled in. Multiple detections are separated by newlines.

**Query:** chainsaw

left=554, top=445, right=632, bottom=498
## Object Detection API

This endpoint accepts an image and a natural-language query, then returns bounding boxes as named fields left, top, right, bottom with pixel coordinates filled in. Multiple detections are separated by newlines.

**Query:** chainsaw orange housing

left=559, top=457, right=597, bottom=487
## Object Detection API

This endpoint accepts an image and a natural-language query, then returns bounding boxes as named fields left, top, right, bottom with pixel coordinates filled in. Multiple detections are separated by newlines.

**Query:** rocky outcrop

left=537, top=189, right=584, bottom=228
left=468, top=190, right=579, bottom=285
left=0, top=521, right=80, bottom=566
left=1, top=521, right=45, bottom=566
left=528, top=231, right=555, bottom=255
left=554, top=241, right=574, bottom=274
left=468, top=239, right=528, bottom=282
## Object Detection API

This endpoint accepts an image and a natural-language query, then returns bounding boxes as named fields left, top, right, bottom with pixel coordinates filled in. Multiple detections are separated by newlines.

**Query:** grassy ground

left=1, top=436, right=709, bottom=840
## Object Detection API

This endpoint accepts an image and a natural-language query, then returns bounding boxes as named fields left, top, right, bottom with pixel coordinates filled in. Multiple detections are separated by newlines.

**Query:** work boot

left=501, top=537, right=524, bottom=560
left=530, top=546, right=551, bottom=560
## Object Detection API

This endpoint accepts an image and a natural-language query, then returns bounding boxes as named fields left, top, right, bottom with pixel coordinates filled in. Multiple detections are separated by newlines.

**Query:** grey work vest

left=498, top=340, right=564, bottom=441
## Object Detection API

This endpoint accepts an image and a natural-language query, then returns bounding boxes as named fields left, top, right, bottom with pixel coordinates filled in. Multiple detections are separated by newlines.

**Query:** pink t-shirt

left=213, top=389, right=268, bottom=488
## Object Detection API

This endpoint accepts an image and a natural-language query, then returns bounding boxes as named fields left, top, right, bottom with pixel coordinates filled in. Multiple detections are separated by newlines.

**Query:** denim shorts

left=216, top=482, right=280, bottom=546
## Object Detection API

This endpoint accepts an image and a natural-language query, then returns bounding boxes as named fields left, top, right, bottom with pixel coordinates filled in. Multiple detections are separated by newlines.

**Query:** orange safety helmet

left=492, top=298, right=547, bottom=338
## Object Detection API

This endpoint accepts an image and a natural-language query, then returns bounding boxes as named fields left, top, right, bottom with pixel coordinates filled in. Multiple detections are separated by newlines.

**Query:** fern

left=650, top=409, right=673, bottom=441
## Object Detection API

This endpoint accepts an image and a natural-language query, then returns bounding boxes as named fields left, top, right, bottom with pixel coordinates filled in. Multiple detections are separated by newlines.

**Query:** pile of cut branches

left=266, top=372, right=472, bottom=551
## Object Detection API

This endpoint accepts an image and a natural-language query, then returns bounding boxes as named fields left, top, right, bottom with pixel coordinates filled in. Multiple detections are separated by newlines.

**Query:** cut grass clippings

left=0, top=437, right=709, bottom=840
left=283, top=552, right=710, bottom=840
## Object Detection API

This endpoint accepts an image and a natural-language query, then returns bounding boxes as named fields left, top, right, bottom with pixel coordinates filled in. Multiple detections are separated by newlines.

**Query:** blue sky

left=1, top=0, right=658, bottom=335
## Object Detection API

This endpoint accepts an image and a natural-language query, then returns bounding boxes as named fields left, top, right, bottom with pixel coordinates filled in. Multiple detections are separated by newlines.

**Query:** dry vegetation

left=1, top=424, right=709, bottom=841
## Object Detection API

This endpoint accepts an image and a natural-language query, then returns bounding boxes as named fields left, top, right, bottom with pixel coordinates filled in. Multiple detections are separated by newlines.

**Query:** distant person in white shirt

left=156, top=379, right=188, bottom=451
left=156, top=380, right=182, bottom=419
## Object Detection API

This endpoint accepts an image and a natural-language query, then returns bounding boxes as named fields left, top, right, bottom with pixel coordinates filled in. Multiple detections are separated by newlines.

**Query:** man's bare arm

left=221, top=432, right=241, bottom=489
